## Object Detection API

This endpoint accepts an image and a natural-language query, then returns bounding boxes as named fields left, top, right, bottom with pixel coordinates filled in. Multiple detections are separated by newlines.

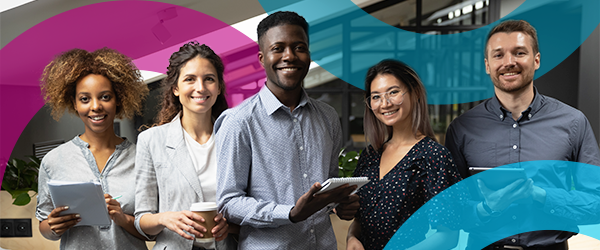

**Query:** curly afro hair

left=40, top=48, right=149, bottom=120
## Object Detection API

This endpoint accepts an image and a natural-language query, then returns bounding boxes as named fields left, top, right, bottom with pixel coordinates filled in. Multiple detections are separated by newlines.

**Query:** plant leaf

left=9, top=189, right=28, bottom=199
left=13, top=192, right=31, bottom=206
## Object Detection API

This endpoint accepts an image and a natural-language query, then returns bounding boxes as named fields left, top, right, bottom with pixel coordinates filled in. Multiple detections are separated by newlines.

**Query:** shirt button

left=303, top=174, right=308, bottom=178
left=299, top=146, right=304, bottom=151
left=294, top=119, right=298, bottom=122
left=513, top=124, right=517, bottom=128
left=512, top=145, right=518, bottom=149
left=511, top=239, right=517, bottom=243
left=528, top=114, right=532, bottom=119
left=550, top=209, right=555, bottom=214
left=310, top=229, right=314, bottom=233
left=512, top=215, right=517, bottom=220
left=500, top=115, right=504, bottom=119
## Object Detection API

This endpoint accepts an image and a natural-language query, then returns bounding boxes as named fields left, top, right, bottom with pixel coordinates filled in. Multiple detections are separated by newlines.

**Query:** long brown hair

left=363, top=59, right=436, bottom=152
left=156, top=41, right=228, bottom=125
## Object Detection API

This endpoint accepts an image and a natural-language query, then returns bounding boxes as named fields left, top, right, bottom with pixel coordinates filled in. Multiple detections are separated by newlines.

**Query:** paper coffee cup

left=190, top=202, right=218, bottom=243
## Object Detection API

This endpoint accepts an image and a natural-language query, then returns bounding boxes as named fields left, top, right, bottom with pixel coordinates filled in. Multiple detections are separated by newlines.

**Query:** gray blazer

left=134, top=115, right=235, bottom=250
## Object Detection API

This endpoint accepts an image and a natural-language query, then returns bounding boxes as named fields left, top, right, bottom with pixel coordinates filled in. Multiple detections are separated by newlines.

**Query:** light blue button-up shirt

left=215, top=85, right=342, bottom=250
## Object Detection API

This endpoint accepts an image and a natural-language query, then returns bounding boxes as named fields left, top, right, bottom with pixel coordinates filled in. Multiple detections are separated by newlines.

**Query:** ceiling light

left=437, top=18, right=442, bottom=24
left=475, top=1, right=484, bottom=10
left=157, top=7, right=177, bottom=21
left=454, top=9, right=461, bottom=17
left=448, top=12, right=454, bottom=19
left=152, top=21, right=171, bottom=44
left=151, top=7, right=178, bottom=44
left=463, top=5, right=473, bottom=14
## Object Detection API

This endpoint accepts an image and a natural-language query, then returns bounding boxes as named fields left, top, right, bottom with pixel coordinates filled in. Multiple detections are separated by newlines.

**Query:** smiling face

left=369, top=74, right=412, bottom=127
left=74, top=74, right=117, bottom=136
left=485, top=32, right=540, bottom=94
left=258, top=24, right=310, bottom=93
left=173, top=56, right=221, bottom=118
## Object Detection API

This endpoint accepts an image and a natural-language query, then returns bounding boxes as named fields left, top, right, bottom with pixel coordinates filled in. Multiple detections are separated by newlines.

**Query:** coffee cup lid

left=190, top=202, right=218, bottom=211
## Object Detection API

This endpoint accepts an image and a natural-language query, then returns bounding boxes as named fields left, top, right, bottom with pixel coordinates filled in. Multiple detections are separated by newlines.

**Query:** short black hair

left=257, top=11, right=309, bottom=47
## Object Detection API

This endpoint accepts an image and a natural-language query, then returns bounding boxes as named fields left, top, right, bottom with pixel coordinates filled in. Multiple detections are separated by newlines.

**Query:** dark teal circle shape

left=257, top=0, right=600, bottom=105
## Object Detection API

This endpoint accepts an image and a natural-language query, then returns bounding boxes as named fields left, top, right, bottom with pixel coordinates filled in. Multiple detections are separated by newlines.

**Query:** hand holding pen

left=104, top=194, right=127, bottom=225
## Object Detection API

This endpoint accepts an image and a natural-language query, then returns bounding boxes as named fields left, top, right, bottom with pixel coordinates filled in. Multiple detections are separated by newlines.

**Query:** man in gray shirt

left=445, top=20, right=600, bottom=250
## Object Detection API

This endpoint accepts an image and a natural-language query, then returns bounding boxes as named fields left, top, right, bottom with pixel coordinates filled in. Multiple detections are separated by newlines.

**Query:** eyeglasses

left=365, top=89, right=407, bottom=110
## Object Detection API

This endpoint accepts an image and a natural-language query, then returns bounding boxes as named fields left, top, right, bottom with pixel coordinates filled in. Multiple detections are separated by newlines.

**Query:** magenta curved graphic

left=0, top=1, right=261, bottom=182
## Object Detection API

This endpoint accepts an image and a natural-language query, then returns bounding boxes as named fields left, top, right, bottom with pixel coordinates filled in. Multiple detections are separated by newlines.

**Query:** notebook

left=48, top=180, right=111, bottom=227
left=316, top=177, right=370, bottom=194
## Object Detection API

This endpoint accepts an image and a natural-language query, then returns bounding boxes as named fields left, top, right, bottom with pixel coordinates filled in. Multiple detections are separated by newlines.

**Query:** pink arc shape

left=0, top=1, right=259, bottom=184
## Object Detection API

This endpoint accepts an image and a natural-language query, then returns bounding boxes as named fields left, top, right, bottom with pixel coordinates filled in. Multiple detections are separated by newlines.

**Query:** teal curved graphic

left=257, top=0, right=600, bottom=104
left=380, top=161, right=600, bottom=249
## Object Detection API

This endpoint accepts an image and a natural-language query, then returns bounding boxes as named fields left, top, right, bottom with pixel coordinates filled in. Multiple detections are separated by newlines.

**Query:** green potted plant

left=338, top=149, right=361, bottom=177
left=1, top=156, right=40, bottom=206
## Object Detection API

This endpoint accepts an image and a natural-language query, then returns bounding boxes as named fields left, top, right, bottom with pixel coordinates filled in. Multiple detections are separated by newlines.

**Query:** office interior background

left=2, top=0, right=599, bottom=249
left=7, top=0, right=600, bottom=162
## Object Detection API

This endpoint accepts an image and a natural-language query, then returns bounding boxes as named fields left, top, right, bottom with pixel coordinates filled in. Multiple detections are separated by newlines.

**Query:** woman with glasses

left=346, top=59, right=462, bottom=250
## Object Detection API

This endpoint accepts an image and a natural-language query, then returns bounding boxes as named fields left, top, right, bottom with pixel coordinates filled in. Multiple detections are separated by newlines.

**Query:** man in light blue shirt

left=215, top=11, right=359, bottom=249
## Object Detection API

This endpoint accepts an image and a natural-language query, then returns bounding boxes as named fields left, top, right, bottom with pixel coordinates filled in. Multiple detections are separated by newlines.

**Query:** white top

left=183, top=128, right=217, bottom=203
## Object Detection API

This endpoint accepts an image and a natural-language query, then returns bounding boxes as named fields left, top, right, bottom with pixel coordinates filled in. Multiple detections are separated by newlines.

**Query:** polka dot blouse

left=353, top=137, right=463, bottom=250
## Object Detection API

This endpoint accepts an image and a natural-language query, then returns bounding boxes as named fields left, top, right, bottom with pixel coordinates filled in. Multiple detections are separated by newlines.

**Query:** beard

left=491, top=67, right=534, bottom=93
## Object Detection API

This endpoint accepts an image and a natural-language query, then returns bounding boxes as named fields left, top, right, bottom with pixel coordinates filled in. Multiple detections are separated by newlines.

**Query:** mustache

left=498, top=66, right=522, bottom=74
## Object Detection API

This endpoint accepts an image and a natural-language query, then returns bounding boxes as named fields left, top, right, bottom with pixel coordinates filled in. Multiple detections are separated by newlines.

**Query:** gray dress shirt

left=445, top=87, right=600, bottom=248
left=215, top=85, right=342, bottom=250
left=36, top=136, right=147, bottom=250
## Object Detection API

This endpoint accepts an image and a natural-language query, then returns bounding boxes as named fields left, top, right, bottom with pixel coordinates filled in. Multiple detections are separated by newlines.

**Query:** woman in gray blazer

left=134, top=42, right=233, bottom=250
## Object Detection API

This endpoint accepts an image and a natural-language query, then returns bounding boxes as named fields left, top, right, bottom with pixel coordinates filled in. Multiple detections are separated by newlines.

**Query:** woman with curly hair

left=134, top=41, right=234, bottom=250
left=36, top=48, right=149, bottom=249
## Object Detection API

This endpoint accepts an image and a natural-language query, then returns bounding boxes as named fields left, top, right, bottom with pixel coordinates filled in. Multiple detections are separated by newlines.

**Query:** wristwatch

left=482, top=200, right=501, bottom=217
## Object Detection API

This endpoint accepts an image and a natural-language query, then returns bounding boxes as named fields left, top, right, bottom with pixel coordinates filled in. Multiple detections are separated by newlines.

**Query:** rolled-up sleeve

left=35, top=160, right=53, bottom=222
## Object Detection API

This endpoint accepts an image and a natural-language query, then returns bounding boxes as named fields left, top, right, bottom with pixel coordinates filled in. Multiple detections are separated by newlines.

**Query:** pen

left=112, top=195, right=122, bottom=200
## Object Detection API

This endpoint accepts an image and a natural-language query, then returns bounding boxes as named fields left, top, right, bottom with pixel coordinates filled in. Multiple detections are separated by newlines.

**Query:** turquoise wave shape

left=382, top=160, right=600, bottom=249
left=257, top=0, right=600, bottom=104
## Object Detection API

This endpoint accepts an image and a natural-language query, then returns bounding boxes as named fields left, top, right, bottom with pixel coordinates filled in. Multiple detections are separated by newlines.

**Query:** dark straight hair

left=363, top=59, right=436, bottom=152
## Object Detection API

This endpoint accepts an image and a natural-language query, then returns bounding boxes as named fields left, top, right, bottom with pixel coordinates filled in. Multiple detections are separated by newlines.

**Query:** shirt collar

left=488, top=86, right=545, bottom=121
left=258, top=84, right=311, bottom=116
left=72, top=135, right=130, bottom=150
